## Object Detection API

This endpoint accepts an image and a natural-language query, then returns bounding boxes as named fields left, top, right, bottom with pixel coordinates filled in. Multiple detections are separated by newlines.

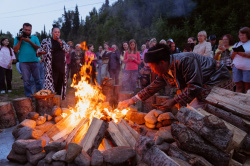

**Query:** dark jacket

left=108, top=50, right=120, bottom=71
left=137, top=52, right=231, bottom=106
left=70, top=51, right=84, bottom=75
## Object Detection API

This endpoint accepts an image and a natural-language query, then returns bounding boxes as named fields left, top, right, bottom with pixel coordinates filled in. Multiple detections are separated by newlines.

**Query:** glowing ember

left=63, top=55, right=129, bottom=123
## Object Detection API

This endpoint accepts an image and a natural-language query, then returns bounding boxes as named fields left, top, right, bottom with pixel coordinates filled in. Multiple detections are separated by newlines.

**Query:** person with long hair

left=231, top=27, right=250, bottom=93
left=100, top=42, right=111, bottom=80
left=214, top=34, right=234, bottom=71
left=119, top=41, right=129, bottom=89
left=122, top=39, right=141, bottom=92
left=0, top=38, right=16, bottom=94
left=37, top=25, right=69, bottom=99
left=85, top=44, right=97, bottom=84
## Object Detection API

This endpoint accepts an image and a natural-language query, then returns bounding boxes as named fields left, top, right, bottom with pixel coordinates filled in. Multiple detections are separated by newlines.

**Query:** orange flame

left=80, top=41, right=88, bottom=51
left=63, top=58, right=129, bottom=123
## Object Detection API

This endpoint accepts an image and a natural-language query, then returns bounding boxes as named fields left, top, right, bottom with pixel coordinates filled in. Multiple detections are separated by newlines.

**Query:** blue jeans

left=39, top=62, right=45, bottom=88
left=20, top=62, right=42, bottom=97
left=122, top=70, right=138, bottom=92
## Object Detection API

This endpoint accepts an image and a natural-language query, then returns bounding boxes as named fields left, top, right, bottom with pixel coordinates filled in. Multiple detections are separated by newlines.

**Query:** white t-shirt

left=232, top=40, right=250, bottom=70
left=0, top=46, right=16, bottom=69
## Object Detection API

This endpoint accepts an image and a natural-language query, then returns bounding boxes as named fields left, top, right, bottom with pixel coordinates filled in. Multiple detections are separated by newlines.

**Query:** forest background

left=1, top=0, right=250, bottom=53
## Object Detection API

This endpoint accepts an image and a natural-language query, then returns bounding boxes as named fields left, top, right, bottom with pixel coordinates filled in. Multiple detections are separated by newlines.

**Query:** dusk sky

left=0, top=0, right=115, bottom=36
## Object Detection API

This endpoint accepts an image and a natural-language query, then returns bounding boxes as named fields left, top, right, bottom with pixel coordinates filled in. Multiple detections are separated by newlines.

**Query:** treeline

left=1, top=0, right=250, bottom=51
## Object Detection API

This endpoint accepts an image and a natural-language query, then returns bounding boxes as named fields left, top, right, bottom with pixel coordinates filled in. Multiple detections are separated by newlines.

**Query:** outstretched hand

left=118, top=98, right=134, bottom=110
left=159, top=98, right=176, bottom=109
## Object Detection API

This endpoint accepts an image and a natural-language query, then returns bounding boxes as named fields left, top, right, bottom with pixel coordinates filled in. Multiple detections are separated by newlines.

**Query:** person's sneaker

left=8, top=90, right=12, bottom=93
left=0, top=90, right=5, bottom=94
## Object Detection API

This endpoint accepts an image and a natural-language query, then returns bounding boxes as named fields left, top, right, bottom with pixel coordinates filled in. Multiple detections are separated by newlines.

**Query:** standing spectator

left=95, top=46, right=103, bottom=85
left=187, top=37, right=195, bottom=44
left=214, top=34, right=234, bottom=71
left=183, top=43, right=195, bottom=52
left=71, top=44, right=84, bottom=83
left=167, top=39, right=173, bottom=46
left=0, top=38, right=16, bottom=94
left=13, top=23, right=42, bottom=97
left=37, top=25, right=69, bottom=99
left=170, top=42, right=180, bottom=54
left=66, top=41, right=74, bottom=82
left=122, top=39, right=141, bottom=92
left=159, top=39, right=167, bottom=45
left=231, top=27, right=250, bottom=93
left=100, top=42, right=110, bottom=80
left=85, top=44, right=97, bottom=84
left=193, top=30, right=212, bottom=57
left=120, top=41, right=129, bottom=71
left=208, top=35, right=218, bottom=56
left=108, top=44, right=120, bottom=85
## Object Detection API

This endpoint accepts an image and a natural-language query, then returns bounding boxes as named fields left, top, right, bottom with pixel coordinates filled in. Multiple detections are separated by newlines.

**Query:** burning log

left=204, top=104, right=250, bottom=133
left=0, top=101, right=16, bottom=128
left=80, top=117, right=109, bottom=155
left=193, top=107, right=247, bottom=150
left=206, top=86, right=250, bottom=120
left=135, top=136, right=180, bottom=166
left=176, top=107, right=234, bottom=152
left=171, top=123, right=231, bottom=166
left=65, top=118, right=89, bottom=145
left=12, top=97, right=34, bottom=122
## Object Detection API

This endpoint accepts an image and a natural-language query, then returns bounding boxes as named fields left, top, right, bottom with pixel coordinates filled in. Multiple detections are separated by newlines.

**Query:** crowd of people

left=0, top=22, right=250, bottom=104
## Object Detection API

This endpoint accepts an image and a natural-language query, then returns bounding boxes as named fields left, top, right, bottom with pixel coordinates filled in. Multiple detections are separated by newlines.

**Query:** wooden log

left=35, top=96, right=54, bottom=115
left=233, top=151, right=247, bottom=164
left=0, top=102, right=17, bottom=128
left=107, top=121, right=130, bottom=147
left=46, top=114, right=72, bottom=138
left=71, top=120, right=90, bottom=144
left=80, top=118, right=108, bottom=155
left=229, top=159, right=242, bottom=166
left=51, top=117, right=83, bottom=141
left=240, top=134, right=250, bottom=154
left=12, top=97, right=34, bottom=122
left=171, top=122, right=231, bottom=166
left=205, top=87, right=250, bottom=120
left=167, top=144, right=213, bottom=166
left=193, top=106, right=247, bottom=150
left=53, top=95, right=61, bottom=107
left=65, top=118, right=89, bottom=145
left=98, top=138, right=113, bottom=151
left=204, top=104, right=250, bottom=133
left=119, top=91, right=134, bottom=102
left=117, top=120, right=137, bottom=147
left=156, top=96, right=171, bottom=105
left=176, top=107, right=234, bottom=152
left=135, top=136, right=180, bottom=166
left=120, top=119, right=139, bottom=140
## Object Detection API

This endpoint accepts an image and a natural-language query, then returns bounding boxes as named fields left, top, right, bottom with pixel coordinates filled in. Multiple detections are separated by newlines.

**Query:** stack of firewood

left=126, top=87, right=250, bottom=166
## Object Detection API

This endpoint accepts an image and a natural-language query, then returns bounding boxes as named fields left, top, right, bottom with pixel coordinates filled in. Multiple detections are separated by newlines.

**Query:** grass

left=0, top=64, right=26, bottom=102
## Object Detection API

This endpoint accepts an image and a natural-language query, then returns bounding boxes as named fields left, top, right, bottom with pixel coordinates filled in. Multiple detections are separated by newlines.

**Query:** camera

left=17, top=28, right=31, bottom=40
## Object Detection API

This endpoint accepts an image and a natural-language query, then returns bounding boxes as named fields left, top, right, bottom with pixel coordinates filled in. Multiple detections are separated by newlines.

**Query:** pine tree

left=72, top=5, right=80, bottom=35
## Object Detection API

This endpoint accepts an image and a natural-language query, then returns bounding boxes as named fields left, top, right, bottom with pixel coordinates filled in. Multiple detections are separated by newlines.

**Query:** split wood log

left=117, top=120, right=137, bottom=147
left=120, top=119, right=139, bottom=140
left=176, top=107, right=233, bottom=152
left=171, top=122, right=231, bottom=166
left=135, top=136, right=180, bottom=166
left=240, top=134, right=250, bottom=154
left=35, top=96, right=54, bottom=115
left=98, top=138, right=113, bottom=151
left=229, top=159, right=242, bottom=166
left=204, top=104, right=250, bottom=133
left=205, top=87, right=250, bottom=120
left=119, top=91, right=134, bottom=102
left=167, top=144, right=213, bottom=166
left=193, top=106, right=247, bottom=150
left=12, top=97, right=34, bottom=122
left=65, top=118, right=89, bottom=145
left=53, top=95, right=61, bottom=107
left=71, top=120, right=90, bottom=144
left=46, top=114, right=72, bottom=138
left=107, top=121, right=130, bottom=147
left=51, top=117, right=84, bottom=141
left=80, top=118, right=108, bottom=155
left=0, top=102, right=16, bottom=128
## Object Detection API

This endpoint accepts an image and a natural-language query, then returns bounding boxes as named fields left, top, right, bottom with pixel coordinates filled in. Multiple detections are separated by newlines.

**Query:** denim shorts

left=232, top=66, right=250, bottom=82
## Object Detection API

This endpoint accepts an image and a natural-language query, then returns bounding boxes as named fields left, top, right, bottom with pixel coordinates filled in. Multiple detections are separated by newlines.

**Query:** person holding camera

left=13, top=23, right=42, bottom=97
